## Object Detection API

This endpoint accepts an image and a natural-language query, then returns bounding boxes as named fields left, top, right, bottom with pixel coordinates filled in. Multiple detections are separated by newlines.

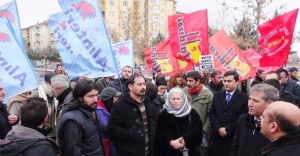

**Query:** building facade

left=22, top=21, right=56, bottom=51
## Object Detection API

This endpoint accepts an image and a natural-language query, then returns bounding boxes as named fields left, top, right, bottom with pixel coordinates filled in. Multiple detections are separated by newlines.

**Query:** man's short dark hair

left=266, top=71, right=280, bottom=80
left=126, top=74, right=145, bottom=86
left=73, top=79, right=99, bottom=100
left=186, top=71, right=201, bottom=82
left=56, top=64, right=62, bottom=68
left=146, top=82, right=158, bottom=100
left=21, top=97, right=48, bottom=127
left=289, top=67, right=298, bottom=73
left=224, top=71, right=239, bottom=81
left=155, top=78, right=167, bottom=87
left=276, top=68, right=288, bottom=77
left=122, top=65, right=133, bottom=72
left=211, top=70, right=222, bottom=78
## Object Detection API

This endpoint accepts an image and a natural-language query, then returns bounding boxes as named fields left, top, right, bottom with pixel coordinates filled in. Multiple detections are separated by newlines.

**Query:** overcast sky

left=0, top=0, right=299, bottom=33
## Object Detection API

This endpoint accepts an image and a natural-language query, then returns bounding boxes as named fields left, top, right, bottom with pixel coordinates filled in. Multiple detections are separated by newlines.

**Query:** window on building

left=153, top=7, right=159, bottom=13
left=109, top=22, right=116, bottom=28
left=152, top=24, right=159, bottom=30
left=153, top=15, right=159, bottom=21
left=153, top=0, right=159, bottom=5
left=109, top=11, right=115, bottom=17
left=123, top=0, right=128, bottom=6
left=109, top=0, right=114, bottom=6
left=161, top=8, right=164, bottom=13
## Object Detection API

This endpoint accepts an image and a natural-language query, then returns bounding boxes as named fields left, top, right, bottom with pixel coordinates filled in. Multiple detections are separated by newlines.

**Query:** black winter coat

left=107, top=93, right=155, bottom=156
left=282, top=79, right=300, bottom=105
left=58, top=101, right=104, bottom=156
left=0, top=103, right=12, bottom=139
left=230, top=113, right=270, bottom=156
left=154, top=109, right=203, bottom=156
left=208, top=89, right=248, bottom=156
left=108, top=78, right=128, bottom=95
left=261, top=131, right=300, bottom=156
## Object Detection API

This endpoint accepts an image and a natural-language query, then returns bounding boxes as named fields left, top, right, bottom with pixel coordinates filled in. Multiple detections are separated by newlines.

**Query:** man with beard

left=0, top=80, right=19, bottom=139
left=58, top=80, right=104, bottom=156
left=107, top=74, right=154, bottom=156
left=183, top=71, right=213, bottom=156
left=206, top=70, right=224, bottom=94
left=96, top=75, right=115, bottom=94
left=289, top=67, right=300, bottom=83
left=109, top=66, right=133, bottom=95
left=209, top=71, right=248, bottom=156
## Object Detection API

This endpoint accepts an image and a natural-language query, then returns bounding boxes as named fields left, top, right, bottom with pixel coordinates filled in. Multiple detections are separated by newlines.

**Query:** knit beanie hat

left=100, top=87, right=121, bottom=101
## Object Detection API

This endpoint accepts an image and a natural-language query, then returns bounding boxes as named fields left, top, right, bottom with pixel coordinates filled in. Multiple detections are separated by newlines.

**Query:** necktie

left=226, top=93, right=231, bottom=105
left=255, top=120, right=261, bottom=128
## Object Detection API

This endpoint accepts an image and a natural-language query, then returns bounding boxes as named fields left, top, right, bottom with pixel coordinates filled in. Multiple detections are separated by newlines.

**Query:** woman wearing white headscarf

left=154, top=88, right=203, bottom=156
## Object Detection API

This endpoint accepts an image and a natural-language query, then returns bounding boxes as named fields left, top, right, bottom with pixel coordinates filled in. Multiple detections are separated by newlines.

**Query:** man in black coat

left=108, top=65, right=133, bottom=95
left=58, top=80, right=104, bottom=156
left=261, top=101, right=300, bottom=156
left=205, top=70, right=224, bottom=94
left=230, top=83, right=280, bottom=156
left=107, top=74, right=155, bottom=156
left=208, top=71, right=248, bottom=156
left=0, top=81, right=18, bottom=139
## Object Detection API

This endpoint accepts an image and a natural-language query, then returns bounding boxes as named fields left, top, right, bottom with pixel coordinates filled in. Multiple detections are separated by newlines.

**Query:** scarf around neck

left=165, top=88, right=191, bottom=118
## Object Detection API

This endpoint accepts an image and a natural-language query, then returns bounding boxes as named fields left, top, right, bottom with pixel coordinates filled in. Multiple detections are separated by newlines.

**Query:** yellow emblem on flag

left=178, top=59, right=187, bottom=69
left=228, top=56, right=250, bottom=77
left=156, top=59, right=173, bottom=73
left=186, top=41, right=201, bottom=63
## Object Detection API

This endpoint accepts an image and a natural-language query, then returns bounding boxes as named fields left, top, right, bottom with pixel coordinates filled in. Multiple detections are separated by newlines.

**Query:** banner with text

left=49, top=0, right=118, bottom=80
left=200, top=54, right=214, bottom=71
left=0, top=22, right=39, bottom=102
left=0, top=0, right=24, bottom=49
left=243, top=48, right=262, bottom=67
left=144, top=39, right=193, bottom=76
left=168, top=9, right=209, bottom=64
left=258, top=9, right=299, bottom=67
left=209, top=30, right=256, bottom=81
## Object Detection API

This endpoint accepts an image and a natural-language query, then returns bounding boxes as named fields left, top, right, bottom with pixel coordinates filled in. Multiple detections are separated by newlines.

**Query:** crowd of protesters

left=1, top=65, right=300, bottom=156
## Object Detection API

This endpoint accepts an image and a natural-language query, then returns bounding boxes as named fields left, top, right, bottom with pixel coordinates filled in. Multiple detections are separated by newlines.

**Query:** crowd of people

left=1, top=65, right=300, bottom=156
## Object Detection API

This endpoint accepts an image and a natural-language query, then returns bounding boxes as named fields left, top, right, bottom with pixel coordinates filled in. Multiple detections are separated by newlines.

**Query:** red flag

left=258, top=9, right=299, bottom=67
left=144, top=39, right=193, bottom=76
left=168, top=10, right=209, bottom=64
left=209, top=30, right=256, bottom=81
left=243, top=48, right=262, bottom=67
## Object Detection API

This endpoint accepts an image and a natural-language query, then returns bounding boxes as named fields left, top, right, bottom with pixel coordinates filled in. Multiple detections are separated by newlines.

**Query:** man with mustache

left=109, top=65, right=133, bottom=95
left=58, top=80, right=104, bottom=156
left=183, top=71, right=213, bottom=156
left=107, top=74, right=154, bottom=156
left=206, top=70, right=224, bottom=94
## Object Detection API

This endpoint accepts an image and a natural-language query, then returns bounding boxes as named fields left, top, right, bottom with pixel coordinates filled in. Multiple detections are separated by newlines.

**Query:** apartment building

left=22, top=21, right=55, bottom=51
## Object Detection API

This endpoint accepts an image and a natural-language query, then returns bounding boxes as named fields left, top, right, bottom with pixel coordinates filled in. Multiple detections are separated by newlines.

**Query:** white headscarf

left=164, top=87, right=191, bottom=117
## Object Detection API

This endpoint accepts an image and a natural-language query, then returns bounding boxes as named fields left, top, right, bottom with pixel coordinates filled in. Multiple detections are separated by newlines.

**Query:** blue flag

left=0, top=0, right=24, bottom=50
left=0, top=22, right=39, bottom=102
left=49, top=0, right=118, bottom=80
left=112, top=40, right=134, bottom=78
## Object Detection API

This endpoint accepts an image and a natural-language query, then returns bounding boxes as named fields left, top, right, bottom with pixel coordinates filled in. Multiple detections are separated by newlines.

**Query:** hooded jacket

left=0, top=125, right=59, bottom=156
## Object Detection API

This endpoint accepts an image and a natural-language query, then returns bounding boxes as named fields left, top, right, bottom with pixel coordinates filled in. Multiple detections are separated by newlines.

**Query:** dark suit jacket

left=208, top=89, right=248, bottom=156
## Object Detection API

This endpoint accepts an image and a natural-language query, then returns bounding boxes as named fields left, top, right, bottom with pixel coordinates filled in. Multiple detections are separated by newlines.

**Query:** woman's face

left=170, top=92, right=183, bottom=110
left=176, top=77, right=182, bottom=83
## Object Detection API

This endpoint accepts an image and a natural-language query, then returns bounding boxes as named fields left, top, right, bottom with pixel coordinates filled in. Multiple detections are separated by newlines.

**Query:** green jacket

left=183, top=85, right=213, bottom=133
